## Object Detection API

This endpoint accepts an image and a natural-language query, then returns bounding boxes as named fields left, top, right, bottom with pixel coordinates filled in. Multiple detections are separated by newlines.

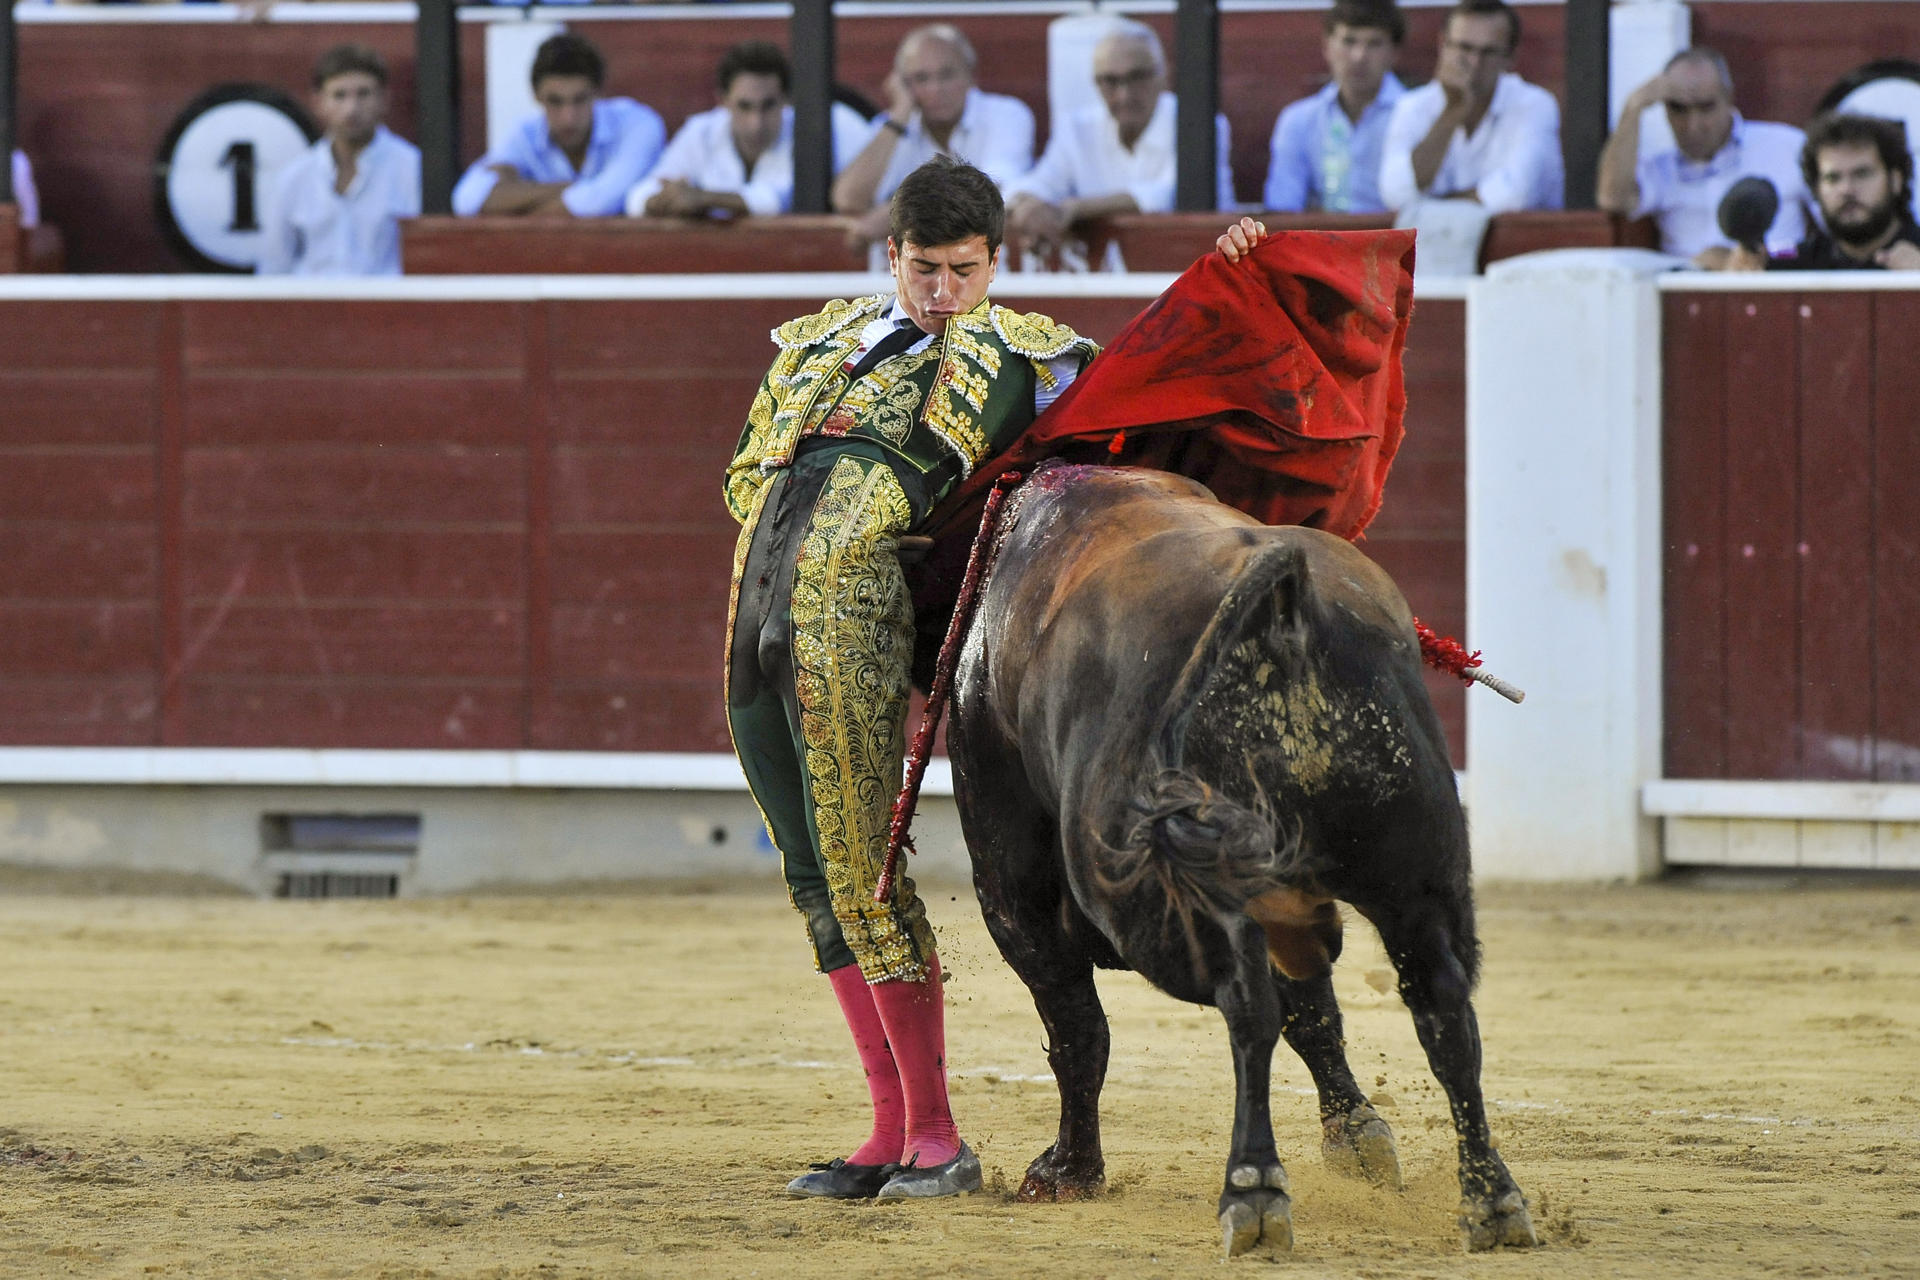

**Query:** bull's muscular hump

left=948, top=464, right=1536, bottom=1258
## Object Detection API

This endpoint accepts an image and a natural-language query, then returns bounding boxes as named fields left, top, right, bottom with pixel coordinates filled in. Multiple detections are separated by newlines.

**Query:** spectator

left=8, top=150, right=37, bottom=230
left=1596, top=48, right=1806, bottom=266
left=1265, top=0, right=1407, bottom=213
left=451, top=33, right=665, bottom=218
left=830, top=25, right=1034, bottom=245
left=624, top=41, right=868, bottom=219
left=1725, top=113, right=1919, bottom=271
left=1378, top=0, right=1562, bottom=213
left=1005, top=20, right=1232, bottom=259
left=257, top=45, right=419, bottom=277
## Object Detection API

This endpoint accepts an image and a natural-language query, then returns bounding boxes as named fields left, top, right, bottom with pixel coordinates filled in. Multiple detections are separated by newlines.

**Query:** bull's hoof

left=1321, top=1104, right=1403, bottom=1189
left=1218, top=1164, right=1292, bottom=1258
left=1461, top=1189, right=1539, bottom=1251
left=1016, top=1144, right=1104, bottom=1203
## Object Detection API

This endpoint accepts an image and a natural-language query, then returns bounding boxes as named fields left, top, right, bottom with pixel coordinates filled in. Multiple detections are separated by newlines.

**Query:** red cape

left=908, top=229, right=1416, bottom=671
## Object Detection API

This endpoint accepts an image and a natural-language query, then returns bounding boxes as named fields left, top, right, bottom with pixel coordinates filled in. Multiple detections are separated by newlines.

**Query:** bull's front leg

left=1385, top=916, right=1538, bottom=1251
left=1213, top=917, right=1292, bottom=1257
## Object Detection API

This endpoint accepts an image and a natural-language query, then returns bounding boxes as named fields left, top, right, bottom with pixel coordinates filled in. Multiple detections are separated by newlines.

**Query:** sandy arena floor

left=0, top=868, right=1916, bottom=1279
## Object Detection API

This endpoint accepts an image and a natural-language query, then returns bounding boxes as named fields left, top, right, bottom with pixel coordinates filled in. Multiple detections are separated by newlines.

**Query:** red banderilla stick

left=874, top=471, right=1026, bottom=904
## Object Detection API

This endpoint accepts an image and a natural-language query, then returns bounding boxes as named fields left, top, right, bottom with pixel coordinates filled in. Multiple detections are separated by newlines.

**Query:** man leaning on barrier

left=1377, top=0, right=1562, bottom=214
left=1265, top=0, right=1407, bottom=215
left=452, top=33, right=665, bottom=219
left=624, top=41, right=868, bottom=221
left=1004, top=19, right=1233, bottom=263
left=830, top=25, right=1035, bottom=249
left=1595, top=47, right=1807, bottom=267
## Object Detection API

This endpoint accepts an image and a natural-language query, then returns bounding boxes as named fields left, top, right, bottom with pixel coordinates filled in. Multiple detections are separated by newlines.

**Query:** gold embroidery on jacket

left=991, top=305, right=1091, bottom=359
left=789, top=454, right=933, bottom=982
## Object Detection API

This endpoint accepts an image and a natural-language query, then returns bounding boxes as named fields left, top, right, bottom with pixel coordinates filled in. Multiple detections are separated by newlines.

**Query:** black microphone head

left=1718, top=176, right=1781, bottom=250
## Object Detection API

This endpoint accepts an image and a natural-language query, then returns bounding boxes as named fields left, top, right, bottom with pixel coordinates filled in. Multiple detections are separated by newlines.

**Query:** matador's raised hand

left=1215, top=216, right=1269, bottom=264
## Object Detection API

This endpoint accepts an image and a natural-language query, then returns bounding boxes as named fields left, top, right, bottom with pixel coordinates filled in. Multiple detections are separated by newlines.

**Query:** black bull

left=945, top=465, right=1537, bottom=1255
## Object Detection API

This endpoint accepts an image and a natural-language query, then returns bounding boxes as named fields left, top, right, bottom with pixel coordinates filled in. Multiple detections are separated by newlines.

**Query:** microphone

left=1717, top=176, right=1780, bottom=255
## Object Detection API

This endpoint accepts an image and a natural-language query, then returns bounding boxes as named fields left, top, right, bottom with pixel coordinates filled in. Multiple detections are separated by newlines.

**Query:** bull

left=945, top=463, right=1537, bottom=1256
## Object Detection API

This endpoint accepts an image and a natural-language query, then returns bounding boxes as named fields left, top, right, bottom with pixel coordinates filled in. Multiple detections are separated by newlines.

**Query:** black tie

left=845, top=322, right=925, bottom=382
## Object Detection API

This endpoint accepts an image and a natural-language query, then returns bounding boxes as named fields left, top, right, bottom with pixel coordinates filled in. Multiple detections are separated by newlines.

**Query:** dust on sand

left=0, top=870, right=1916, bottom=1278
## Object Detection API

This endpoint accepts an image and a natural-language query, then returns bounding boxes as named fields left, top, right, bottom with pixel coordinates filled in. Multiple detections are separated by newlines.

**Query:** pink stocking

left=868, top=953, right=963, bottom=1167
left=826, top=963, right=906, bottom=1166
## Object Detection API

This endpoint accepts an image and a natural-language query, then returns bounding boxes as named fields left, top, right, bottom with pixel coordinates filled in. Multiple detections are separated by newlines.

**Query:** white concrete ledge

left=13, top=0, right=1540, bottom=25
left=1643, top=779, right=1920, bottom=823
left=1657, top=271, right=1920, bottom=293
left=0, top=748, right=955, bottom=796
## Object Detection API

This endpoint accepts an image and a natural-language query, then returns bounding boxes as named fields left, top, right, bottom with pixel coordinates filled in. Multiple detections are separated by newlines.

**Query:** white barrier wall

left=1465, top=250, right=1672, bottom=880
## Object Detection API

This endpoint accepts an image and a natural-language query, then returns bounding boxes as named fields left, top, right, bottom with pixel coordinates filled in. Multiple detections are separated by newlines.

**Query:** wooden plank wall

left=1662, top=291, right=1920, bottom=783
left=23, top=1, right=1916, bottom=273
left=0, top=293, right=1467, bottom=763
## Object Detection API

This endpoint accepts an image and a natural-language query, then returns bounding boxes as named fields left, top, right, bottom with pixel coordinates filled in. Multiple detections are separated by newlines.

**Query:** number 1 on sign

left=220, top=140, right=259, bottom=233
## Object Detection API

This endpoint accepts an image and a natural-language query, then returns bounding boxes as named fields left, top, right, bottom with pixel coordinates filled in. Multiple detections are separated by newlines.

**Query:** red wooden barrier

left=402, top=209, right=1655, bottom=277
left=1662, top=289, right=1920, bottom=783
left=0, top=287, right=1466, bottom=762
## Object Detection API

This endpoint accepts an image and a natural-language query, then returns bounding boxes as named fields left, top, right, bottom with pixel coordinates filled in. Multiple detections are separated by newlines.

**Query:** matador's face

left=887, top=235, right=998, bottom=334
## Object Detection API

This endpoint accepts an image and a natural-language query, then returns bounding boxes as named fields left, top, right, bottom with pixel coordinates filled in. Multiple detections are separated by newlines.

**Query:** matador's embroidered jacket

left=723, top=292, right=1099, bottom=524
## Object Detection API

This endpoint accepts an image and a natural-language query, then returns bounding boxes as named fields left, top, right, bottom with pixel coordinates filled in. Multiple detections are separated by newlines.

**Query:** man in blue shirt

left=1264, top=0, right=1406, bottom=213
left=452, top=33, right=665, bottom=218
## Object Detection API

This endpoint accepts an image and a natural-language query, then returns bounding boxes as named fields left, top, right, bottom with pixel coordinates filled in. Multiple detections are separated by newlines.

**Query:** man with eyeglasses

left=831, top=25, right=1035, bottom=248
left=1004, top=20, right=1233, bottom=263
left=1378, top=0, right=1561, bottom=214
left=1596, top=47, right=1806, bottom=266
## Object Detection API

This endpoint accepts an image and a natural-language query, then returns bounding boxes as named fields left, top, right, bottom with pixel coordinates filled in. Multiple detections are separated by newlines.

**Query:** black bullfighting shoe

left=786, top=1158, right=898, bottom=1199
left=875, top=1142, right=982, bottom=1199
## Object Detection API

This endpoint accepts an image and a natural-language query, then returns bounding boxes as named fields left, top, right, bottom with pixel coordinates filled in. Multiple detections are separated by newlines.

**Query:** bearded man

left=725, top=156, right=1267, bottom=1200
left=1725, top=112, right=1920, bottom=271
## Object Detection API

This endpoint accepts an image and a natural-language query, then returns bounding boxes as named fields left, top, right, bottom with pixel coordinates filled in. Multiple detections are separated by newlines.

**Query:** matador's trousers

left=726, top=443, right=938, bottom=983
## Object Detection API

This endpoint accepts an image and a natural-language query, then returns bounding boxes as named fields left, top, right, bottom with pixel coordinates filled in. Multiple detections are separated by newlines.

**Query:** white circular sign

left=160, top=90, right=316, bottom=272
left=1838, top=79, right=1920, bottom=172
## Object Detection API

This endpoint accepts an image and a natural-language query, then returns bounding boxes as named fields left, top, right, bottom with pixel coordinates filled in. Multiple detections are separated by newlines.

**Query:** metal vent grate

left=261, top=812, right=420, bottom=899
left=275, top=871, right=400, bottom=900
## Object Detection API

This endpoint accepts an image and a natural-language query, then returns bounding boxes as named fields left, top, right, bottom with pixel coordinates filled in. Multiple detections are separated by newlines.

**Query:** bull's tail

left=1096, top=543, right=1321, bottom=948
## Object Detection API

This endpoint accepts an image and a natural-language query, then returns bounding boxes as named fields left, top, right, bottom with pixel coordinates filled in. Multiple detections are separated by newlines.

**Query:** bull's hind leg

left=1273, top=971, right=1403, bottom=1189
left=1214, top=917, right=1293, bottom=1257
left=1374, top=911, right=1537, bottom=1251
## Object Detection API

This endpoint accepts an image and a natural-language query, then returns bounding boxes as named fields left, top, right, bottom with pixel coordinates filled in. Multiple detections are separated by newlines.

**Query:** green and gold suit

left=724, top=292, right=1097, bottom=983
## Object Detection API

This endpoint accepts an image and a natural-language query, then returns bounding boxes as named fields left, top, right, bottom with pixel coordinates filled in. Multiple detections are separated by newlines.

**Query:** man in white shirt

left=1378, top=0, right=1562, bottom=214
left=258, top=45, right=420, bottom=277
left=1265, top=0, right=1407, bottom=213
left=831, top=25, right=1035, bottom=247
left=451, top=33, right=666, bottom=218
left=625, top=41, right=868, bottom=220
left=1005, top=20, right=1233, bottom=260
left=1596, top=47, right=1806, bottom=266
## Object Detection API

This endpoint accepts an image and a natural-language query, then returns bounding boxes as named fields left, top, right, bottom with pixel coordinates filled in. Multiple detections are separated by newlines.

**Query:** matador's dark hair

left=717, top=41, right=790, bottom=97
left=312, top=44, right=389, bottom=91
left=532, top=33, right=607, bottom=91
left=1801, top=112, right=1914, bottom=193
left=889, top=156, right=1004, bottom=255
